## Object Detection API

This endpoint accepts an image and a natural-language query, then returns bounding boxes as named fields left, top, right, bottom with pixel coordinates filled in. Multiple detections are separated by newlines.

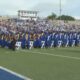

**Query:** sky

left=0, top=0, right=80, bottom=19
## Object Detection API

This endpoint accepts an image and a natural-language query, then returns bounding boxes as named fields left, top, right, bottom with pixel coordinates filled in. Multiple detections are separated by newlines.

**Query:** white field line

left=0, top=66, right=32, bottom=80
left=19, top=49, right=80, bottom=60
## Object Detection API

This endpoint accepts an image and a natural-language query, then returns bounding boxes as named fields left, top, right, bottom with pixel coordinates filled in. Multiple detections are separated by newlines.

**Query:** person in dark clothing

left=10, top=37, right=16, bottom=51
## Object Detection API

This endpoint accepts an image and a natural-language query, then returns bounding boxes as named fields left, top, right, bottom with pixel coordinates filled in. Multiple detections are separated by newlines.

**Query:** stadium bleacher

left=0, top=18, right=80, bottom=50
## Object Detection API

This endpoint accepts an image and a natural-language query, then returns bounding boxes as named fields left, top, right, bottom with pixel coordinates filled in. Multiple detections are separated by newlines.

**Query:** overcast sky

left=0, top=0, right=80, bottom=19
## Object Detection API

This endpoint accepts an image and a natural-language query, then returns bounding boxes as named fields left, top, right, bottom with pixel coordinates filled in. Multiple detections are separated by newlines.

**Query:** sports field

left=0, top=47, right=80, bottom=80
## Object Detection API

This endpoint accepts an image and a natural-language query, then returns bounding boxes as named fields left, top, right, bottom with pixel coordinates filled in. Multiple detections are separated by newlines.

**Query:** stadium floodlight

left=59, top=0, right=63, bottom=26
left=60, top=0, right=62, bottom=20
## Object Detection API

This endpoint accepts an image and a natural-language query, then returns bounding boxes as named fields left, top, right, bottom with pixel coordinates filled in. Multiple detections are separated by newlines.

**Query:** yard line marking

left=0, top=66, right=32, bottom=80
left=19, top=50, right=80, bottom=60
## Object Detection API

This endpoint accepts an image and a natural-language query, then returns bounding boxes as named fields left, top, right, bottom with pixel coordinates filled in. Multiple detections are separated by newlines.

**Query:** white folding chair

left=72, top=40, right=75, bottom=47
left=29, top=41, right=33, bottom=49
left=15, top=42, right=21, bottom=50
left=41, top=41, right=45, bottom=48
left=50, top=41, right=54, bottom=48
left=57, top=41, right=62, bottom=48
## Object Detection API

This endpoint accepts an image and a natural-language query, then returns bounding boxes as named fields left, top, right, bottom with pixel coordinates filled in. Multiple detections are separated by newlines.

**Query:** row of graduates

left=16, top=31, right=80, bottom=49
left=0, top=34, right=16, bottom=50
left=0, top=31, right=80, bottom=50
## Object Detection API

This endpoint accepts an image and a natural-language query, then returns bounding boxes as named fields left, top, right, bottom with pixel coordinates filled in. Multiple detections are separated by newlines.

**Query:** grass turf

left=0, top=47, right=80, bottom=80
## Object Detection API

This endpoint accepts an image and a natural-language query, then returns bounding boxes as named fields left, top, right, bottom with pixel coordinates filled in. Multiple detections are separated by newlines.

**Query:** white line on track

left=0, top=66, right=32, bottom=80
left=19, top=49, right=80, bottom=60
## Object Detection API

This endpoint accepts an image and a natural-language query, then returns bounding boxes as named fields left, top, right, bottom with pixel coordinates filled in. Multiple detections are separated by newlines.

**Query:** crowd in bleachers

left=0, top=18, right=80, bottom=34
left=0, top=18, right=80, bottom=50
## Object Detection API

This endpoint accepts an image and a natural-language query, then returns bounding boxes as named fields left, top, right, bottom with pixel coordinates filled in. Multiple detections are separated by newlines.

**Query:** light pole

left=60, top=0, right=62, bottom=20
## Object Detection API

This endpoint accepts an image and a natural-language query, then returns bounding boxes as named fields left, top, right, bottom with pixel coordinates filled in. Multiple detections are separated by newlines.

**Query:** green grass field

left=0, top=47, right=80, bottom=80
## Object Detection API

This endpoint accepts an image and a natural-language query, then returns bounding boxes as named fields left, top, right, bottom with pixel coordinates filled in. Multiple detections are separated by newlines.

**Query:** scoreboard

left=18, top=10, right=38, bottom=20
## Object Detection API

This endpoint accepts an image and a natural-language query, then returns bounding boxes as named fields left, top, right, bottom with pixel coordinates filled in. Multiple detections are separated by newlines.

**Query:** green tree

left=57, top=15, right=75, bottom=21
left=47, top=13, right=57, bottom=20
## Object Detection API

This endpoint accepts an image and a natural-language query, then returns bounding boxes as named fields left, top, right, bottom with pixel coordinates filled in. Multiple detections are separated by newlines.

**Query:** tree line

left=47, top=13, right=75, bottom=21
